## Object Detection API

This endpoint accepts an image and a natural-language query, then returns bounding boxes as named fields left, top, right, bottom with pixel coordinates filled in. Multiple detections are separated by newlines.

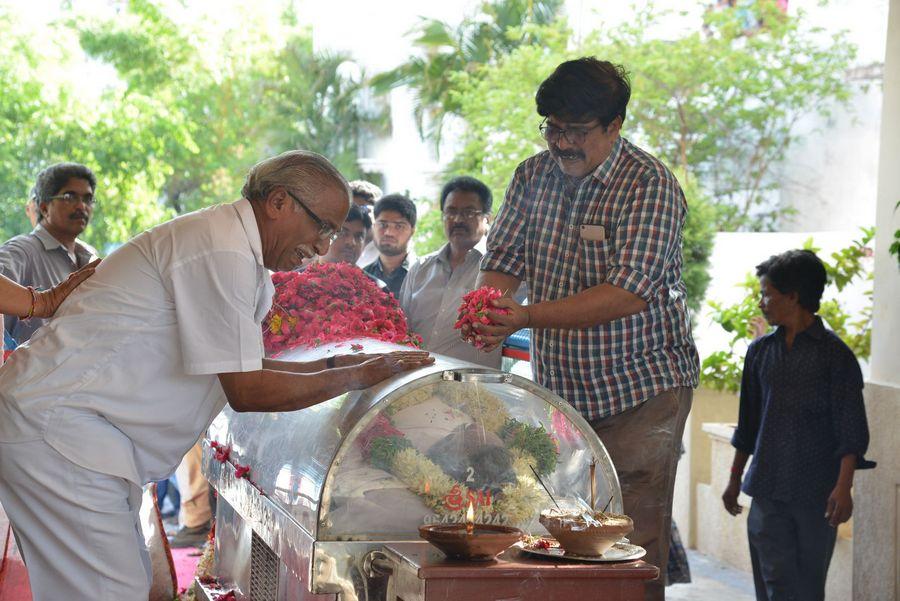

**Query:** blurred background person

left=318, top=203, right=372, bottom=265
left=399, top=176, right=500, bottom=367
left=363, top=193, right=416, bottom=298
left=350, top=179, right=383, bottom=267
left=0, top=162, right=99, bottom=346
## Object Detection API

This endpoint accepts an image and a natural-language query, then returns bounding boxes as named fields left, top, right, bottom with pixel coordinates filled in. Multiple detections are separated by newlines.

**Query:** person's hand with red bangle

left=722, top=451, right=748, bottom=516
left=1, top=259, right=100, bottom=319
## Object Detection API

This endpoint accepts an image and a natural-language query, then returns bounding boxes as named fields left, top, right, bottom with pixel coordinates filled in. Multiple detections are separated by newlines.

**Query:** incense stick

left=529, top=464, right=561, bottom=511
left=602, top=495, right=614, bottom=513
left=589, top=460, right=597, bottom=511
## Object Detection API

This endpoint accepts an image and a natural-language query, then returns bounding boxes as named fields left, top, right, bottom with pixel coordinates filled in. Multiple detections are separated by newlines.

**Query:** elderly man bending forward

left=0, top=150, right=432, bottom=600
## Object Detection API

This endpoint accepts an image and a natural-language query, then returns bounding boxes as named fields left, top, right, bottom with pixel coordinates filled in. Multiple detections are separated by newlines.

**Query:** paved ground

left=667, top=550, right=757, bottom=601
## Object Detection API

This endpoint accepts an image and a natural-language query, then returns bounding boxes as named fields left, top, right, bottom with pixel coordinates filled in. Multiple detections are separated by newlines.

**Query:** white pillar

left=871, top=6, right=900, bottom=385
left=854, top=1, right=900, bottom=599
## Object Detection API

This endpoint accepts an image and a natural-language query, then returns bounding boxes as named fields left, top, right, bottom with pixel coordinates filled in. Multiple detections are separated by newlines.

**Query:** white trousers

left=0, top=439, right=151, bottom=600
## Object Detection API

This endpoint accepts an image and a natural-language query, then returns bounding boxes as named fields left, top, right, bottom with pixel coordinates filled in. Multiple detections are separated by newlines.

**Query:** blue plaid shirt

left=482, top=137, right=699, bottom=420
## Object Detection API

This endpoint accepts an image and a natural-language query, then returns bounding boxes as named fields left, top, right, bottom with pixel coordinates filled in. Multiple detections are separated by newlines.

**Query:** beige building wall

left=698, top=425, right=854, bottom=600
left=855, top=1, right=900, bottom=598
left=671, top=388, right=740, bottom=548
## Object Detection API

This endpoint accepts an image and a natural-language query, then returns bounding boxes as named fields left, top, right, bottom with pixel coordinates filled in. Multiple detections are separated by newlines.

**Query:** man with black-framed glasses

left=399, top=176, right=501, bottom=367
left=463, top=57, right=699, bottom=601
left=0, top=150, right=433, bottom=600
left=0, top=162, right=99, bottom=345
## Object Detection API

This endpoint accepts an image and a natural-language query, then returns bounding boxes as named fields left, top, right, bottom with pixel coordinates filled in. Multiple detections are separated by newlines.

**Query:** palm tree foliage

left=369, top=0, right=564, bottom=143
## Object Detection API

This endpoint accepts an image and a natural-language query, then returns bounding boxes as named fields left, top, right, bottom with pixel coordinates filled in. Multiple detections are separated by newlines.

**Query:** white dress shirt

left=0, top=199, right=274, bottom=484
left=398, top=238, right=502, bottom=368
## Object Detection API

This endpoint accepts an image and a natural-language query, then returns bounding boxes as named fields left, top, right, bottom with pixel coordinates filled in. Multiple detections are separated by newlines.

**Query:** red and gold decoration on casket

left=263, top=263, right=422, bottom=356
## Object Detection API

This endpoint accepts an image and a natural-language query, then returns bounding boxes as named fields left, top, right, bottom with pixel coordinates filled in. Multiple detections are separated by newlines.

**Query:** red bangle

left=730, top=466, right=743, bottom=476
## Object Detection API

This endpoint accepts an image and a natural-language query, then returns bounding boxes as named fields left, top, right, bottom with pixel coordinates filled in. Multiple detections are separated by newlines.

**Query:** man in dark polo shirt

left=0, top=162, right=99, bottom=345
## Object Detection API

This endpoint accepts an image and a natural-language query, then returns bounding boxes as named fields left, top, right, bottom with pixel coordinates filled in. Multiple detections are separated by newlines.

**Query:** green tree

left=677, top=170, right=718, bottom=313
left=265, top=40, right=388, bottom=180
left=700, top=228, right=874, bottom=392
left=78, top=0, right=386, bottom=212
left=77, top=0, right=284, bottom=215
left=447, top=2, right=857, bottom=233
left=424, top=1, right=858, bottom=306
left=0, top=5, right=174, bottom=251
left=0, top=12, right=57, bottom=240
left=602, top=1, right=857, bottom=230
left=0, top=0, right=386, bottom=251
left=370, top=0, right=564, bottom=144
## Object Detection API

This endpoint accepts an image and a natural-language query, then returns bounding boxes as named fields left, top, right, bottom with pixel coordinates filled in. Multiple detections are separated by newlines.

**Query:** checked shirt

left=482, top=137, right=699, bottom=420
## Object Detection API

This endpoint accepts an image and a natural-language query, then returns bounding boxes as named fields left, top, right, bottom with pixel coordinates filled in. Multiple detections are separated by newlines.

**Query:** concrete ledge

left=700, top=422, right=735, bottom=443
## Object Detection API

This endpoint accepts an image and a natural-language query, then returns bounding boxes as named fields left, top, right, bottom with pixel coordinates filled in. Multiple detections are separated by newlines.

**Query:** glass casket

left=202, top=340, right=623, bottom=601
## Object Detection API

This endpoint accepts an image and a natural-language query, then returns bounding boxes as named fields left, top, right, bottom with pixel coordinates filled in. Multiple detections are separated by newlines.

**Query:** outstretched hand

left=333, top=352, right=379, bottom=368
left=353, top=351, right=435, bottom=389
left=34, top=258, right=101, bottom=318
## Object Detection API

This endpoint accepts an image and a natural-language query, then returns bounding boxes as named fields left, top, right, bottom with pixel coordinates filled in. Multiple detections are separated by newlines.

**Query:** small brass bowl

left=539, top=511, right=633, bottom=557
left=418, top=524, right=524, bottom=562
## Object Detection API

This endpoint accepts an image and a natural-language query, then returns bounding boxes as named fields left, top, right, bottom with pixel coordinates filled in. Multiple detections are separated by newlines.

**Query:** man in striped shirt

left=466, top=57, right=699, bottom=600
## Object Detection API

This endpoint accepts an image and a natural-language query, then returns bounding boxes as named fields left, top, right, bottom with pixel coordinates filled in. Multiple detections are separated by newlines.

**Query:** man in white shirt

left=0, top=150, right=432, bottom=600
left=399, top=176, right=501, bottom=368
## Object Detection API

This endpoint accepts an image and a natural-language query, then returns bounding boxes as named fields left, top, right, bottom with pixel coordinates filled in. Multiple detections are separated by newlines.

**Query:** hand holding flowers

left=456, top=286, right=530, bottom=353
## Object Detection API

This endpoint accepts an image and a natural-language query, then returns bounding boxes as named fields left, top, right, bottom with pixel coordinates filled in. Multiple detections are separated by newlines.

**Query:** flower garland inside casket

left=263, top=263, right=422, bottom=355
left=356, top=383, right=559, bottom=526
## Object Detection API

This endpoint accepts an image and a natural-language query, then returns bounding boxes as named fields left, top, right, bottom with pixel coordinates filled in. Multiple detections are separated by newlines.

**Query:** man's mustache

left=451, top=225, right=470, bottom=235
left=551, top=146, right=584, bottom=161
left=69, top=211, right=90, bottom=221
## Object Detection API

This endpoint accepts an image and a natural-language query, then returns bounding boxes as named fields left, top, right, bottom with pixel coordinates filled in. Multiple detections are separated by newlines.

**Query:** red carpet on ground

left=170, top=546, right=202, bottom=592
left=0, top=506, right=32, bottom=601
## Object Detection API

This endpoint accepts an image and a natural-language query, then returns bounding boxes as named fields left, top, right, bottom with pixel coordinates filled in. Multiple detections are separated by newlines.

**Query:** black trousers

left=747, top=497, right=838, bottom=601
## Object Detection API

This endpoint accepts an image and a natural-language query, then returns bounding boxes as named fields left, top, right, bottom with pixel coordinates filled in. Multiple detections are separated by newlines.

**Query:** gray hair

left=348, top=179, right=383, bottom=204
left=241, top=150, right=349, bottom=206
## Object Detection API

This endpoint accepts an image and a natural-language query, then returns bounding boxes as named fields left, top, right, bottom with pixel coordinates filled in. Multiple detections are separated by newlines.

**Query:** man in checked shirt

left=463, top=57, right=699, bottom=600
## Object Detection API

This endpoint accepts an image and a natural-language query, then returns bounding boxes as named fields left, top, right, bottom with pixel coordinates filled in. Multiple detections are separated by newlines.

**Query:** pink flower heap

left=263, top=263, right=422, bottom=355
left=454, top=286, right=509, bottom=349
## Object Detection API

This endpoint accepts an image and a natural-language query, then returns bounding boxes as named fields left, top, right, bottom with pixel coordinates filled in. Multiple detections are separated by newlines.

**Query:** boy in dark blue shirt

left=722, top=249, right=872, bottom=601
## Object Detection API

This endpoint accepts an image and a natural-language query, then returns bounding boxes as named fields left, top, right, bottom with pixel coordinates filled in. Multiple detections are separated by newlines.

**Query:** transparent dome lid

left=319, top=370, right=621, bottom=541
